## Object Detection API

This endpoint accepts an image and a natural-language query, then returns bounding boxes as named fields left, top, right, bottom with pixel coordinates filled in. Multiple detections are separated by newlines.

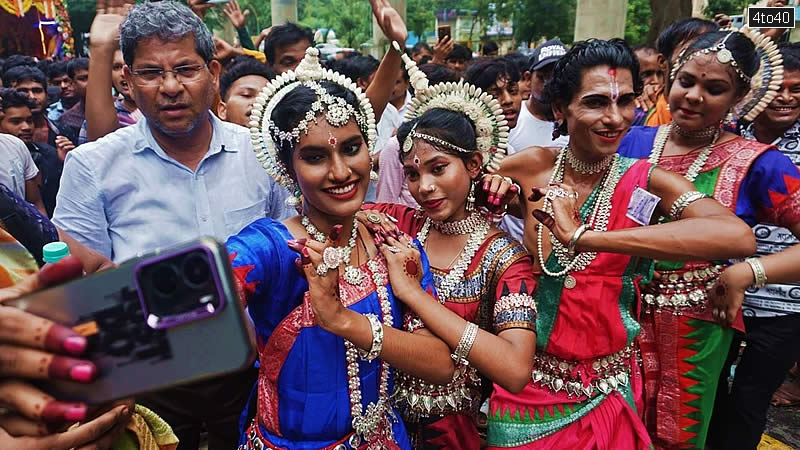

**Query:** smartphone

left=437, top=25, right=451, bottom=42
left=7, top=238, right=255, bottom=404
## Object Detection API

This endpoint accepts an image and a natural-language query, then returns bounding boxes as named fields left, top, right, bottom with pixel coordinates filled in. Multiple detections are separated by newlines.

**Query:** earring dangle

left=466, top=181, right=476, bottom=212
left=723, top=110, right=735, bottom=128
left=370, top=160, right=379, bottom=181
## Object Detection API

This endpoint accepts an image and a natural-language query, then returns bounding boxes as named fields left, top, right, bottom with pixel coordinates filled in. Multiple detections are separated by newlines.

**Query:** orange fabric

left=645, top=93, right=671, bottom=127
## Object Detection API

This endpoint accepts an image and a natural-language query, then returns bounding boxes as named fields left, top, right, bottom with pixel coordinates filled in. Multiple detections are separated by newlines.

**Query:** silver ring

left=316, top=264, right=331, bottom=276
left=322, top=247, right=343, bottom=268
left=407, top=242, right=416, bottom=249
left=569, top=192, right=579, bottom=199
left=387, top=246, right=401, bottom=254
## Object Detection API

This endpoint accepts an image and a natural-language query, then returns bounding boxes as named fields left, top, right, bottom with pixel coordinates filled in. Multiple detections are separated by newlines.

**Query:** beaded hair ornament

left=248, top=47, right=377, bottom=206
left=393, top=41, right=509, bottom=173
left=671, top=27, right=784, bottom=122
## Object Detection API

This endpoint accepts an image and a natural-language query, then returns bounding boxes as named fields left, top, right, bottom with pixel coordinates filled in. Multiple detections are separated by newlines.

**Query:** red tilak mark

left=608, top=68, right=617, bottom=76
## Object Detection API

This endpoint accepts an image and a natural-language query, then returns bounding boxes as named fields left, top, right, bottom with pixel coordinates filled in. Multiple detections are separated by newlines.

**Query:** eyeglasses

left=130, top=64, right=207, bottom=86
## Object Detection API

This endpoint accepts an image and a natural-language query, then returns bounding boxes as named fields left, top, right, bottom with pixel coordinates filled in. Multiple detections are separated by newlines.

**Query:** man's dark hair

left=505, top=51, right=532, bottom=74
left=219, top=57, right=275, bottom=101
left=0, top=88, right=37, bottom=111
left=3, top=55, right=36, bottom=73
left=419, top=63, right=459, bottom=85
left=779, top=42, right=800, bottom=72
left=464, top=57, right=521, bottom=91
left=412, top=42, right=431, bottom=55
left=331, top=55, right=379, bottom=84
left=657, top=18, right=718, bottom=61
left=47, top=61, right=68, bottom=80
left=483, top=41, right=499, bottom=55
left=447, top=44, right=472, bottom=62
left=632, top=45, right=659, bottom=55
left=263, top=22, right=314, bottom=65
left=67, top=57, right=90, bottom=79
left=543, top=39, right=642, bottom=135
left=3, top=66, right=46, bottom=90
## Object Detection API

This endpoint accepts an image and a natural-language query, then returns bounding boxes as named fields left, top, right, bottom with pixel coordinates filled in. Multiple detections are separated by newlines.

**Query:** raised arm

left=365, top=0, right=408, bottom=122
left=85, top=0, right=130, bottom=141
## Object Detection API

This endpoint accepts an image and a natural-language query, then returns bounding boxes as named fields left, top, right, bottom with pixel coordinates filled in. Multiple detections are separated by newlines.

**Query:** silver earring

left=370, top=160, right=378, bottom=181
left=466, top=181, right=476, bottom=212
left=724, top=110, right=735, bottom=127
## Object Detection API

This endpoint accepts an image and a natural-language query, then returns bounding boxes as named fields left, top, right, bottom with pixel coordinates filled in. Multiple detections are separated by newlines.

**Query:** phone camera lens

left=151, top=264, right=179, bottom=297
left=182, top=252, right=211, bottom=289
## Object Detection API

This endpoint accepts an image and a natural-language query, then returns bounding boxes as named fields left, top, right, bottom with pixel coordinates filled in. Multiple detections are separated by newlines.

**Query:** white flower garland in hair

left=248, top=47, right=377, bottom=205
left=393, top=42, right=509, bottom=173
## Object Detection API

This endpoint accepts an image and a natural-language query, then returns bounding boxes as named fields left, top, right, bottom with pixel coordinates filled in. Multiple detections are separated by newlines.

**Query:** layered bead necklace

left=648, top=123, right=721, bottom=183
left=345, top=259, right=395, bottom=447
left=536, top=148, right=622, bottom=289
left=302, top=215, right=395, bottom=446
left=301, top=215, right=363, bottom=285
left=417, top=211, right=490, bottom=303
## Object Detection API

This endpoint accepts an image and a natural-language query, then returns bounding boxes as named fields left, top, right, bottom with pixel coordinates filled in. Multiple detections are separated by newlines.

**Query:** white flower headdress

left=248, top=47, right=377, bottom=206
left=671, top=27, right=784, bottom=122
left=393, top=42, right=509, bottom=173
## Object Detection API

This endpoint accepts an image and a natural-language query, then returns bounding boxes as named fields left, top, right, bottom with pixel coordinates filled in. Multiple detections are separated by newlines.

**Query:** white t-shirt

left=508, top=104, right=569, bottom=153
left=375, top=91, right=411, bottom=154
left=0, top=134, right=38, bottom=199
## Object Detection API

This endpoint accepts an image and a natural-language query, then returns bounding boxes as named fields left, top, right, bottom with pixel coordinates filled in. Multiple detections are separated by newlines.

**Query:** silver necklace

left=648, top=124, right=720, bottom=183
left=344, top=258, right=395, bottom=447
left=431, top=211, right=484, bottom=235
left=565, top=146, right=614, bottom=175
left=301, top=215, right=363, bottom=285
left=417, top=213, right=490, bottom=303
left=536, top=149, right=622, bottom=289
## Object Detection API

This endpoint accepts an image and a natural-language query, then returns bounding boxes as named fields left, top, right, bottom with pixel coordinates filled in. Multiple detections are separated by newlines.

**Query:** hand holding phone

left=6, top=238, right=255, bottom=404
left=437, top=25, right=451, bottom=41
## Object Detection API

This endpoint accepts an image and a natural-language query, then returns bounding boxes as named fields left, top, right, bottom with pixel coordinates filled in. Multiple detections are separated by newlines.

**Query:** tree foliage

left=625, top=0, right=651, bottom=46
left=703, top=0, right=757, bottom=17
left=513, top=0, right=576, bottom=46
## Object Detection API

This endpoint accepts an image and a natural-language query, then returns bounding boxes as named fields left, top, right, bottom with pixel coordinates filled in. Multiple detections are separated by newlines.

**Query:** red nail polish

left=488, top=195, right=495, bottom=204
left=70, top=364, right=96, bottom=383
left=483, top=181, right=489, bottom=191
left=62, top=336, right=87, bottom=355
left=493, top=196, right=501, bottom=206
left=301, top=248, right=311, bottom=264
left=64, top=405, right=87, bottom=421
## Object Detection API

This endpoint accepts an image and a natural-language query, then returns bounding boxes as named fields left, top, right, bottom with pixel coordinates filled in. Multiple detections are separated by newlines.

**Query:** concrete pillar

left=692, top=0, right=709, bottom=17
left=371, top=0, right=406, bottom=58
left=573, top=0, right=629, bottom=41
left=271, top=0, right=297, bottom=26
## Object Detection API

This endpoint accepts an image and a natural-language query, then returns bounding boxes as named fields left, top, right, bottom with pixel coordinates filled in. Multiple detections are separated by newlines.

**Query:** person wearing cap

left=508, top=38, right=570, bottom=153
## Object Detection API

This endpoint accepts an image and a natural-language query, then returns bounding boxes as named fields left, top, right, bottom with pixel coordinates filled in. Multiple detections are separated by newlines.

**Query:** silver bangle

left=567, top=224, right=591, bottom=257
left=745, top=257, right=768, bottom=288
left=358, top=314, right=384, bottom=361
left=669, top=191, right=709, bottom=221
left=450, top=322, right=479, bottom=365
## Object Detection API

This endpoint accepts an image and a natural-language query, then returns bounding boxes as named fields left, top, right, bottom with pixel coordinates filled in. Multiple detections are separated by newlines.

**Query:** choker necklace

left=649, top=124, right=720, bottom=183
left=431, top=211, right=484, bottom=235
left=301, top=215, right=363, bottom=285
left=671, top=121, right=719, bottom=140
left=565, top=147, right=614, bottom=175
left=417, top=212, right=490, bottom=302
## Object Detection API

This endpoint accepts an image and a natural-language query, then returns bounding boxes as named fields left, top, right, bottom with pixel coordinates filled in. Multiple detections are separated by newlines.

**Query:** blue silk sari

left=227, top=218, right=436, bottom=449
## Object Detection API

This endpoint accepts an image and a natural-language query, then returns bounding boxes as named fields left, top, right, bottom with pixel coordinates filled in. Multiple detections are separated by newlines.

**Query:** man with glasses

left=52, top=2, right=293, bottom=448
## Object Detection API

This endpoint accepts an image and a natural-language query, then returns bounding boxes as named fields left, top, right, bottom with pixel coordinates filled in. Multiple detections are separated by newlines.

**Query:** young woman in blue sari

left=226, top=4, right=458, bottom=447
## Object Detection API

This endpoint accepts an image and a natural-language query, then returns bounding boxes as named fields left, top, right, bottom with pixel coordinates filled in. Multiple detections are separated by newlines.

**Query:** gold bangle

left=745, top=257, right=768, bottom=288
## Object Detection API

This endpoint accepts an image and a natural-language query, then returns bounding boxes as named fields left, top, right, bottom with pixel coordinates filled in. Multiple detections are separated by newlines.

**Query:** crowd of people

left=0, top=0, right=798, bottom=449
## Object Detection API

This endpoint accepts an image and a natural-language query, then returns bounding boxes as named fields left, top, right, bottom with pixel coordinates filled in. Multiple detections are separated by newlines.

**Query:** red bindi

left=608, top=68, right=617, bottom=76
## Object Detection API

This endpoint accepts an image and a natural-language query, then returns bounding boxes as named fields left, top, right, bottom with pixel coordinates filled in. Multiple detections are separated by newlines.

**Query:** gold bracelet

left=450, top=322, right=479, bottom=365
left=745, top=257, right=768, bottom=288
